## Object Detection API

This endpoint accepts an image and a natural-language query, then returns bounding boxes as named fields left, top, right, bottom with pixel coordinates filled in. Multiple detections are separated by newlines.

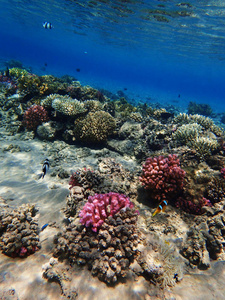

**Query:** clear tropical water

left=0, top=0, right=225, bottom=111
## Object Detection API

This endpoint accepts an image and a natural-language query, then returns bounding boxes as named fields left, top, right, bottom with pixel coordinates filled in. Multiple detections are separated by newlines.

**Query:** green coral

left=74, top=111, right=116, bottom=143
left=9, top=68, right=28, bottom=79
left=17, top=73, right=41, bottom=95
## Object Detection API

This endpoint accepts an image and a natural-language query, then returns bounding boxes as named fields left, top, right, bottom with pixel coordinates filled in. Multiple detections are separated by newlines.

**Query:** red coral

left=23, top=105, right=49, bottom=130
left=139, top=154, right=186, bottom=201
left=69, top=171, right=82, bottom=189
left=79, top=192, right=134, bottom=232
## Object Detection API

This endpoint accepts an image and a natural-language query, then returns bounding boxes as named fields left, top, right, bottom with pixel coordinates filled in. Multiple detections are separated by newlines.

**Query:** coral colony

left=22, top=105, right=49, bottom=130
left=79, top=192, right=134, bottom=232
left=139, top=154, right=186, bottom=201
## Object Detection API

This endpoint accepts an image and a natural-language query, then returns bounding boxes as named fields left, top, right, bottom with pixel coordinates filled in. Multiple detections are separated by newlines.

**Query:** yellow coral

left=9, top=68, right=28, bottom=79
left=74, top=111, right=116, bottom=143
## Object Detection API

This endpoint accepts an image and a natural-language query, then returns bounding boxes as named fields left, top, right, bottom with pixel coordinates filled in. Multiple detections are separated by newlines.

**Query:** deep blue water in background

left=0, top=0, right=225, bottom=111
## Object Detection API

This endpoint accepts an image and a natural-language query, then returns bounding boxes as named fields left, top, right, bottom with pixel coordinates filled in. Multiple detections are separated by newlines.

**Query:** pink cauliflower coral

left=139, top=154, right=186, bottom=201
left=23, top=104, right=49, bottom=131
left=79, top=192, right=134, bottom=232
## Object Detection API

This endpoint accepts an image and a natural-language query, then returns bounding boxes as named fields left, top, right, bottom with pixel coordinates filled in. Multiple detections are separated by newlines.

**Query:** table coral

left=23, top=104, right=49, bottom=131
left=139, top=154, right=186, bottom=201
left=79, top=192, right=134, bottom=232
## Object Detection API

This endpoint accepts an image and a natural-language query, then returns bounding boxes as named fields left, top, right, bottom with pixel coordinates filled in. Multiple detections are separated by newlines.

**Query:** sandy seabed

left=0, top=129, right=225, bottom=300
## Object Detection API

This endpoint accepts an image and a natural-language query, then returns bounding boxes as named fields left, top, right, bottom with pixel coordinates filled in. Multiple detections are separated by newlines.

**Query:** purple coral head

left=79, top=192, right=134, bottom=232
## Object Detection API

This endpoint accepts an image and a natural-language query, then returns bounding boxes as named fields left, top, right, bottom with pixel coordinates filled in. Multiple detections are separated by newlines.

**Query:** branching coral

left=172, top=123, right=203, bottom=144
left=41, top=94, right=87, bottom=117
left=139, top=154, right=186, bottom=201
left=187, top=136, right=219, bottom=160
left=79, top=192, right=134, bottom=232
left=23, top=105, right=49, bottom=131
left=173, top=113, right=222, bottom=135
left=52, top=96, right=86, bottom=116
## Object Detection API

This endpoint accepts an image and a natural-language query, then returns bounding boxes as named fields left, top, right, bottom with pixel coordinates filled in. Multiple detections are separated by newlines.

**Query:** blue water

left=0, top=0, right=225, bottom=111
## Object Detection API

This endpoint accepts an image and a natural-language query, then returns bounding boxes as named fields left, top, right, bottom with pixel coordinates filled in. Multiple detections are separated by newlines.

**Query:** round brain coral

left=79, top=192, right=134, bottom=232
left=23, top=105, right=49, bottom=131
left=140, top=154, right=186, bottom=201
left=74, top=111, right=116, bottom=143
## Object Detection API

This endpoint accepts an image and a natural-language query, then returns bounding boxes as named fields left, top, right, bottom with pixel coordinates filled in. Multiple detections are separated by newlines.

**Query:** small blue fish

left=41, top=224, right=48, bottom=231
left=39, top=158, right=49, bottom=179
left=43, top=22, right=53, bottom=29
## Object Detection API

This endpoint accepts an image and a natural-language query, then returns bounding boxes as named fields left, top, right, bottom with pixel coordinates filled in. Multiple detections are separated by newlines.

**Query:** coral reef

left=205, top=177, right=225, bottom=204
left=137, top=236, right=184, bottom=287
left=74, top=111, right=116, bottom=143
left=36, top=121, right=62, bottom=140
left=0, top=203, right=40, bottom=257
left=181, top=201, right=225, bottom=268
left=64, top=185, right=86, bottom=218
left=67, top=158, right=138, bottom=204
left=41, top=94, right=87, bottom=116
left=187, top=101, right=213, bottom=117
left=42, top=258, right=78, bottom=299
left=53, top=207, right=140, bottom=284
left=0, top=73, right=17, bottom=95
left=172, top=123, right=202, bottom=144
left=84, top=99, right=103, bottom=112
left=172, top=114, right=220, bottom=160
left=52, top=96, right=86, bottom=116
left=79, top=192, right=135, bottom=232
left=175, top=196, right=212, bottom=215
left=139, top=154, right=186, bottom=201
left=22, top=104, right=49, bottom=131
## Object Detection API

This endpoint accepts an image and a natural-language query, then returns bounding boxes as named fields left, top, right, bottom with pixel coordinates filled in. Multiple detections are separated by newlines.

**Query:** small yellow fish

left=152, top=200, right=168, bottom=217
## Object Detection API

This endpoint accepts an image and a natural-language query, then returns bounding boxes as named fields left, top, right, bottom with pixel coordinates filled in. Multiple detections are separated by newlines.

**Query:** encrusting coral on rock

left=0, top=203, right=40, bottom=257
